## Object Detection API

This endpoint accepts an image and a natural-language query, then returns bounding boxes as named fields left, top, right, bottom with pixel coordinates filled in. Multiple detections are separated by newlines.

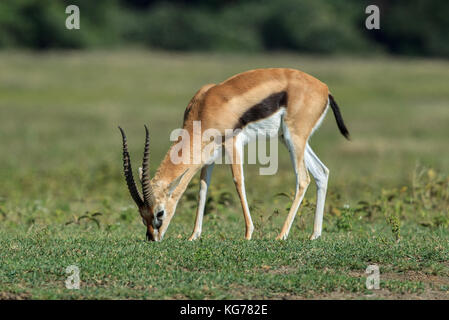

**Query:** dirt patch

left=227, top=268, right=449, bottom=300
left=227, top=286, right=448, bottom=300
left=168, top=293, right=190, bottom=300
left=312, top=289, right=448, bottom=300
left=346, top=269, right=448, bottom=299
left=231, top=288, right=448, bottom=300
left=0, top=290, right=31, bottom=300
left=255, top=265, right=298, bottom=275
left=349, top=269, right=449, bottom=287
left=381, top=271, right=449, bottom=287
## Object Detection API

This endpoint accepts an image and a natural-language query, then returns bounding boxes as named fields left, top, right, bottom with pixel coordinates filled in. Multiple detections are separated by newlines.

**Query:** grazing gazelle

left=119, top=68, right=349, bottom=241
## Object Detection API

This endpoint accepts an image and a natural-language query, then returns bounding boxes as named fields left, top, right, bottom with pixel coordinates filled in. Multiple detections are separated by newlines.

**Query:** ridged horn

left=141, top=125, right=154, bottom=207
left=118, top=126, right=144, bottom=208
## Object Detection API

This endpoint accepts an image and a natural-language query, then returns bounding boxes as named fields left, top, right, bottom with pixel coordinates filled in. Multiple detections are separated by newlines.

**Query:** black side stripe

left=235, top=91, right=287, bottom=129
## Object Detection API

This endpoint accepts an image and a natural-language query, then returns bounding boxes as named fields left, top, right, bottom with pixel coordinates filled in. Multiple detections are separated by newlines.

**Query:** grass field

left=0, top=50, right=448, bottom=299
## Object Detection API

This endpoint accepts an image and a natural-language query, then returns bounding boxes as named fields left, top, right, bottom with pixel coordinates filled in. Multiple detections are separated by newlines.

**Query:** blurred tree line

left=0, top=0, right=447, bottom=57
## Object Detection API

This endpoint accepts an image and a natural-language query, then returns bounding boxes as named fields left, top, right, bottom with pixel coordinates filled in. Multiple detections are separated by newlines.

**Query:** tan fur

left=146, top=68, right=330, bottom=241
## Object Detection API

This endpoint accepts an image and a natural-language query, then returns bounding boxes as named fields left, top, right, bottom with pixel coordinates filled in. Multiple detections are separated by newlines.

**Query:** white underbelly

left=238, top=108, right=285, bottom=145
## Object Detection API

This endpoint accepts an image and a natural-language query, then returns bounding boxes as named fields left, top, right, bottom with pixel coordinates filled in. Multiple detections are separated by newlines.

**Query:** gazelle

left=119, top=68, right=349, bottom=241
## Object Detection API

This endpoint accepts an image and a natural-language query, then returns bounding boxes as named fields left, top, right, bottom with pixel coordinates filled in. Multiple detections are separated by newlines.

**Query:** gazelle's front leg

left=227, top=137, right=254, bottom=240
left=188, top=163, right=214, bottom=241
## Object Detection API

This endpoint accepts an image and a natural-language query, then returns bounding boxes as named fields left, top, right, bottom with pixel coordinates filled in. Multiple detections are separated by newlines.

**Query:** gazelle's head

left=118, top=125, right=186, bottom=241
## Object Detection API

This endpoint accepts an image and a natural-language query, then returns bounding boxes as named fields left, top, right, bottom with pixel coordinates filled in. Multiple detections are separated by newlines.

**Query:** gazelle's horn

left=141, top=125, right=155, bottom=207
left=118, top=126, right=144, bottom=208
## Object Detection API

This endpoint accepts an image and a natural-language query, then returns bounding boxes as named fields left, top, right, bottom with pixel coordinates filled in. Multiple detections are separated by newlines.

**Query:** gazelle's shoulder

left=183, top=83, right=216, bottom=124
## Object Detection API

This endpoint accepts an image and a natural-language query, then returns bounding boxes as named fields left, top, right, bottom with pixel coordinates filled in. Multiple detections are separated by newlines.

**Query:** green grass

left=0, top=50, right=448, bottom=299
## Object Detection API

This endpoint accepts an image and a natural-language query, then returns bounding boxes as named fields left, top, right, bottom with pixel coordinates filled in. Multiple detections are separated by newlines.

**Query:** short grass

left=0, top=50, right=448, bottom=299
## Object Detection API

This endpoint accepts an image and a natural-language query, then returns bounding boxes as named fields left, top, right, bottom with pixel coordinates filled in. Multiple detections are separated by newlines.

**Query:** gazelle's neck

left=153, top=141, right=202, bottom=201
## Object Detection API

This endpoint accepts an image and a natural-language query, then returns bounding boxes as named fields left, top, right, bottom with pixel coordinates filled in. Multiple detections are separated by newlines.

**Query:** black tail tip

left=328, top=94, right=350, bottom=141
left=341, top=128, right=351, bottom=141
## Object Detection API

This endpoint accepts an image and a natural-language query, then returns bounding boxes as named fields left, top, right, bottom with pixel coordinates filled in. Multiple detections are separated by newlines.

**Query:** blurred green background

left=0, top=0, right=448, bottom=57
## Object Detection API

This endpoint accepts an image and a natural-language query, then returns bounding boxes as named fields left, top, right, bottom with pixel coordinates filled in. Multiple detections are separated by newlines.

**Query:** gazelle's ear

left=138, top=167, right=143, bottom=182
left=167, top=169, right=189, bottom=197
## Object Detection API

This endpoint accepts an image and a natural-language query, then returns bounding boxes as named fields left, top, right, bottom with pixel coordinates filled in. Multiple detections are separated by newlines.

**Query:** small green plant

left=182, top=178, right=234, bottom=215
left=65, top=211, right=103, bottom=229
left=385, top=210, right=401, bottom=242
left=335, top=205, right=355, bottom=231
left=432, top=214, right=449, bottom=228
left=273, top=191, right=314, bottom=233
left=119, top=206, right=135, bottom=223
left=273, top=191, right=295, bottom=211
left=251, top=200, right=264, bottom=238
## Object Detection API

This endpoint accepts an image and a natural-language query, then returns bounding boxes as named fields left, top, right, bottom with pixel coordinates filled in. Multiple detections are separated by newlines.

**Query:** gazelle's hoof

left=275, top=234, right=287, bottom=240
left=244, top=226, right=254, bottom=240
left=188, top=232, right=201, bottom=241
left=309, top=233, right=321, bottom=240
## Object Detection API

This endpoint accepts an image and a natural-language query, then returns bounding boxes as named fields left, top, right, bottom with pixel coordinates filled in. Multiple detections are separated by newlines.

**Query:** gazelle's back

left=190, top=68, right=328, bottom=133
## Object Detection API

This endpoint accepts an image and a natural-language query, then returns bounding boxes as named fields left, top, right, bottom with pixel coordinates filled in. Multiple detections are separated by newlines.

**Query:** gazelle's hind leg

left=188, top=163, right=214, bottom=241
left=276, top=122, right=311, bottom=240
left=227, top=136, right=254, bottom=240
left=304, top=143, right=329, bottom=240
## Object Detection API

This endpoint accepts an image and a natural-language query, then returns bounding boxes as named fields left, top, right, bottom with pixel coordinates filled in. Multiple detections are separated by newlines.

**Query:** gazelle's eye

left=156, top=210, right=164, bottom=219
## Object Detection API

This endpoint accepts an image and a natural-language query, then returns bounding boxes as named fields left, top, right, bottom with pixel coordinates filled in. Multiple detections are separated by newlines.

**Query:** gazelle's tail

left=328, top=94, right=350, bottom=140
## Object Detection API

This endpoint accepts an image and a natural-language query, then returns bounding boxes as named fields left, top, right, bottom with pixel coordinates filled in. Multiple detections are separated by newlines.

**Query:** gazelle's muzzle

left=146, top=228, right=155, bottom=241
left=146, top=227, right=162, bottom=242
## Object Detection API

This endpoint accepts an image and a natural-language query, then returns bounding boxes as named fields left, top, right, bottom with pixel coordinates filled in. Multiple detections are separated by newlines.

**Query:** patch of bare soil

left=255, top=265, right=298, bottom=275
left=381, top=270, right=449, bottom=287
left=313, top=289, right=448, bottom=300
left=234, top=288, right=448, bottom=300
left=0, top=291, right=31, bottom=300
left=228, top=269, right=449, bottom=300
left=346, top=270, right=449, bottom=300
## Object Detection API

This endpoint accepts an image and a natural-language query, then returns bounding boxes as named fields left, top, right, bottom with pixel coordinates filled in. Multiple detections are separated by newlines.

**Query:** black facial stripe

left=235, top=91, right=287, bottom=130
